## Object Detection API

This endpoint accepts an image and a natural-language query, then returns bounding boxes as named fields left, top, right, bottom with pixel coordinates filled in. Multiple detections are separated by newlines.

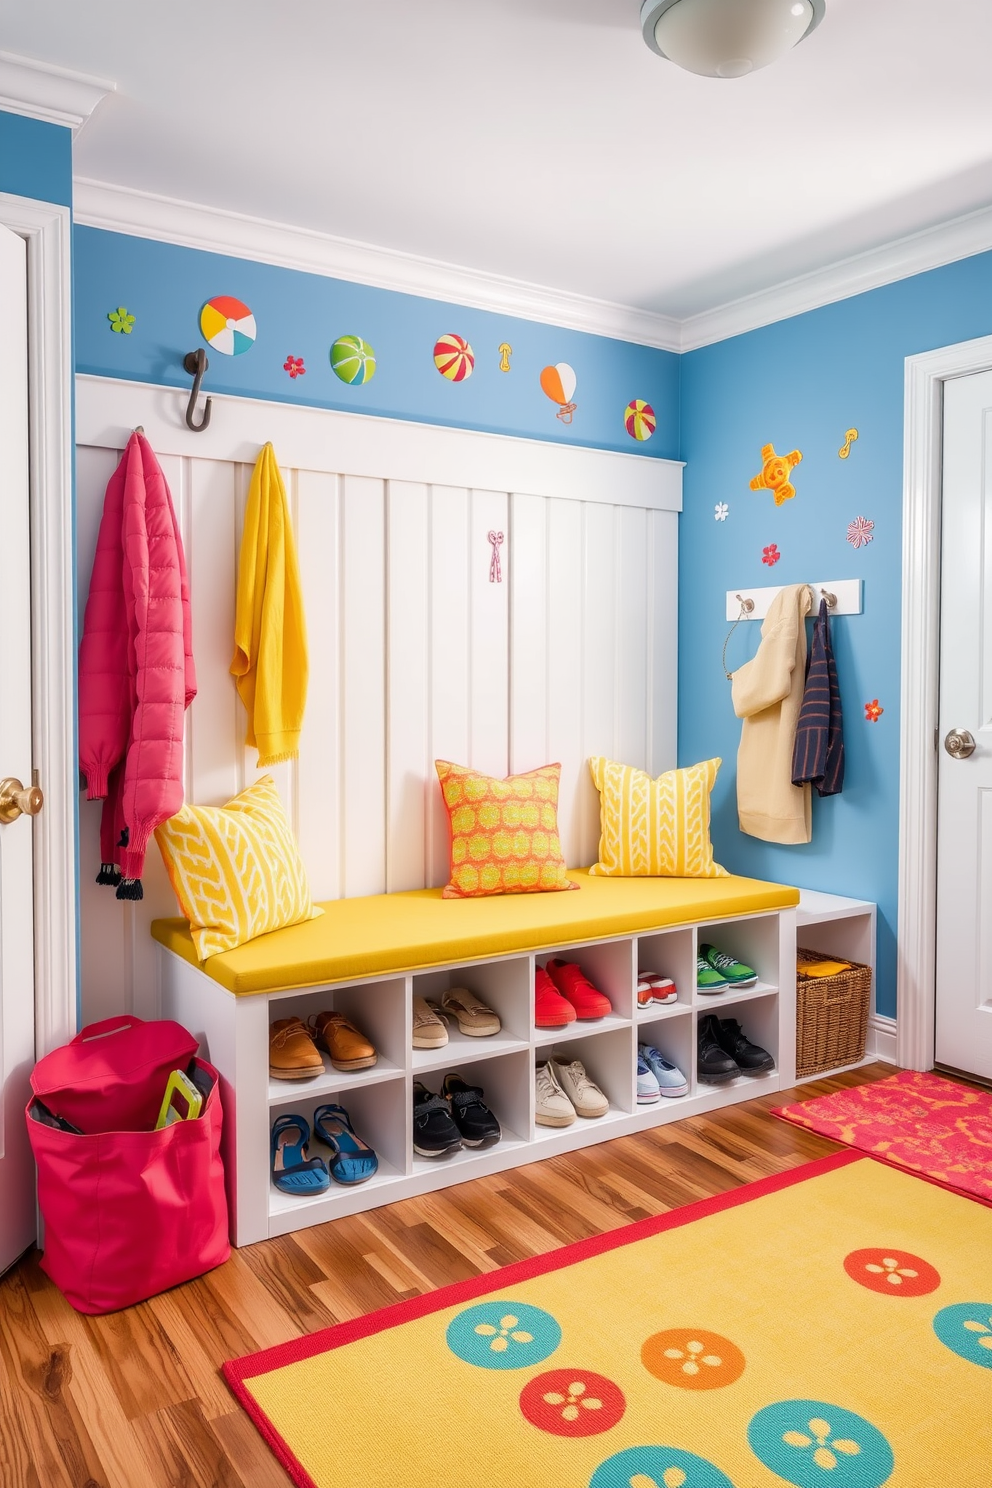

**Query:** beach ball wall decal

left=200, top=296, right=256, bottom=356
left=434, top=333, right=475, bottom=381
left=331, top=334, right=376, bottom=385
left=624, top=400, right=656, bottom=441
left=540, top=363, right=577, bottom=424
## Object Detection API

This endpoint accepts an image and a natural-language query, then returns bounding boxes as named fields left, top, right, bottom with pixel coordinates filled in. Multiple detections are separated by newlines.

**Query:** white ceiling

left=4, top=0, right=992, bottom=327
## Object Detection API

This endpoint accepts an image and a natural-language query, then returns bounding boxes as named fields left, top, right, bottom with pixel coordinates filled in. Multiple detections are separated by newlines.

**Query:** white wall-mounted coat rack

left=725, top=578, right=863, bottom=622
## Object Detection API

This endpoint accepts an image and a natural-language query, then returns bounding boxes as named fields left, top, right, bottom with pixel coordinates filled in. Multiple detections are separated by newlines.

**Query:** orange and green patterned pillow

left=588, top=756, right=728, bottom=879
left=434, top=760, right=577, bottom=899
left=154, top=775, right=321, bottom=959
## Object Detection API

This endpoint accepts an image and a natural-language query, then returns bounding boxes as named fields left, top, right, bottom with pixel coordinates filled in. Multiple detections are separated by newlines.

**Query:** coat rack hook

left=820, top=588, right=837, bottom=608
left=182, top=349, right=212, bottom=432
left=736, top=594, right=755, bottom=614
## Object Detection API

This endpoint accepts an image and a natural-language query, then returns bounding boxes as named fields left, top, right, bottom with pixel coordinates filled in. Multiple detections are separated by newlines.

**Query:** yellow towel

left=798, top=955, right=852, bottom=977
left=230, top=443, right=309, bottom=766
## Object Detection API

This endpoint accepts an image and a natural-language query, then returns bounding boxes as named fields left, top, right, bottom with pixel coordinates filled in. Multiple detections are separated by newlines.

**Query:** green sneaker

left=696, top=952, right=729, bottom=995
left=700, top=942, right=758, bottom=987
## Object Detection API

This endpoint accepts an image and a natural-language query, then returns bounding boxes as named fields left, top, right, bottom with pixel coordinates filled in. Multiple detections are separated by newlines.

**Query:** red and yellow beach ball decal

left=624, top=399, right=656, bottom=441
left=434, top=333, right=475, bottom=381
left=200, top=296, right=256, bottom=356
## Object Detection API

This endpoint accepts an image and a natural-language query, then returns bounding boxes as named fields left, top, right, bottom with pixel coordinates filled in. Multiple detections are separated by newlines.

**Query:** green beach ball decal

left=330, top=334, right=376, bottom=385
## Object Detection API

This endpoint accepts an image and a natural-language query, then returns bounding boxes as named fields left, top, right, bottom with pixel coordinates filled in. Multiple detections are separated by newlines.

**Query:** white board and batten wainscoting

left=74, top=374, right=682, bottom=1027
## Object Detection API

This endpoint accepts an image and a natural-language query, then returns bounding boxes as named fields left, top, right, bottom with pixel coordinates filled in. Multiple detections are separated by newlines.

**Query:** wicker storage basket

left=795, top=947, right=872, bottom=1078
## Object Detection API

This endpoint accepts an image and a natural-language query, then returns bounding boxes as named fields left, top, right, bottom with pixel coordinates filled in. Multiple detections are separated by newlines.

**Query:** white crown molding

left=680, top=204, right=992, bottom=351
left=0, top=52, right=114, bottom=133
left=73, top=178, right=683, bottom=351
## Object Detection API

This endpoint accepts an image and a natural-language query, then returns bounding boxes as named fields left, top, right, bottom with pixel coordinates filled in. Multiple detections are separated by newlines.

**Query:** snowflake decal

left=283, top=355, right=306, bottom=379
left=847, top=515, right=874, bottom=548
left=714, top=502, right=729, bottom=521
left=762, top=543, right=781, bottom=567
left=864, top=699, right=884, bottom=722
left=108, top=306, right=136, bottom=334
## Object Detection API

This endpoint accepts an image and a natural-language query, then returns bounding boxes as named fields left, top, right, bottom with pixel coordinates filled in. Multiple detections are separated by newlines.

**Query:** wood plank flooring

left=0, top=1063, right=898, bottom=1487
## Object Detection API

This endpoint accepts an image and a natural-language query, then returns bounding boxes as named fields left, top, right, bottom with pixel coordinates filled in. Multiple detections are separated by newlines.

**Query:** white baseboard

left=868, top=1014, right=898, bottom=1065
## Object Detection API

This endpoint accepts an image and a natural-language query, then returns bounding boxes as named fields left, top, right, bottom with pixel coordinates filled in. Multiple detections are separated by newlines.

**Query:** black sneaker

left=441, top=1073, right=502, bottom=1148
left=413, top=1081, right=462, bottom=1158
left=697, top=1014, right=740, bottom=1083
left=715, top=1018, right=775, bottom=1074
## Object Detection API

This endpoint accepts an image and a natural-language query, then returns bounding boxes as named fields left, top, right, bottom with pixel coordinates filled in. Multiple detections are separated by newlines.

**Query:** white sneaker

left=636, top=1051, right=661, bottom=1104
left=535, top=1060, right=577, bottom=1127
left=551, top=1056, right=609, bottom=1119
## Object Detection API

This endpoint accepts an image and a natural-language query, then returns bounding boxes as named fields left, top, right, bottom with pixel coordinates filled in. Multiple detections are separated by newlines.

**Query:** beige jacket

left=731, top=583, right=813, bottom=844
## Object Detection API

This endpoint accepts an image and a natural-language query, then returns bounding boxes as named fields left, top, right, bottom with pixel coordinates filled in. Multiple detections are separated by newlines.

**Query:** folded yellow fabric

left=230, top=442, right=309, bottom=766
left=154, top=775, right=321, bottom=959
left=798, top=956, right=852, bottom=978
left=589, top=756, right=727, bottom=878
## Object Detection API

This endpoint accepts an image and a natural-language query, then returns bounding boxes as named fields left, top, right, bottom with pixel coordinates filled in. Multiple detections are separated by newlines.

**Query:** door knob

left=944, top=728, right=977, bottom=759
left=0, top=775, right=44, bottom=825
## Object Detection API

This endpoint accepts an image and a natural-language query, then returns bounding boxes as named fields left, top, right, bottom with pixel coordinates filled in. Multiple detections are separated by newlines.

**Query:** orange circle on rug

left=519, top=1369, right=625, bottom=1436
left=844, top=1248, right=941, bottom=1297
left=641, top=1328, right=745, bottom=1390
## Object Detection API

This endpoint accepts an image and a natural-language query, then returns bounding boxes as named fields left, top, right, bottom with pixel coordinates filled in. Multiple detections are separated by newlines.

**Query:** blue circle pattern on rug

left=932, top=1302, right=992, bottom=1369
left=445, top=1300, right=562, bottom=1371
left=748, top=1400, right=894, bottom=1488
left=589, top=1444, right=734, bottom=1487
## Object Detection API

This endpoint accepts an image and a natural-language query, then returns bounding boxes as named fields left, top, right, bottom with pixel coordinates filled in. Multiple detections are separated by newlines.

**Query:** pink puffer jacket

left=78, top=432, right=196, bottom=897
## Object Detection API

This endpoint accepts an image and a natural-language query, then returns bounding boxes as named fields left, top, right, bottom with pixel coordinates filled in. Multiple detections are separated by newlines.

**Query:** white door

left=934, top=369, right=992, bottom=1081
left=0, top=223, right=40, bottom=1270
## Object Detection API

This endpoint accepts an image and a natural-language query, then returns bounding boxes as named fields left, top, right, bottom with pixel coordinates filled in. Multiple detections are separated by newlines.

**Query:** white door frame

left=0, top=191, right=76, bottom=1057
left=898, top=332, right=992, bottom=1071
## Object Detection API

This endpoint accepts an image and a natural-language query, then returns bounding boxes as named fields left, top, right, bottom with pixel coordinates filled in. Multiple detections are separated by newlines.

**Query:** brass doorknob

left=0, top=776, right=44, bottom=825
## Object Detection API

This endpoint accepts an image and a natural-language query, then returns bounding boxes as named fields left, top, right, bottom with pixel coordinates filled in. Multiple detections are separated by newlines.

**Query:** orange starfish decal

left=750, top=443, right=802, bottom=506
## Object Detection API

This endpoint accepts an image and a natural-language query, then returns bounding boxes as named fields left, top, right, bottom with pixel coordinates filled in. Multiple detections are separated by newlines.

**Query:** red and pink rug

left=773, top=1069, right=992, bottom=1205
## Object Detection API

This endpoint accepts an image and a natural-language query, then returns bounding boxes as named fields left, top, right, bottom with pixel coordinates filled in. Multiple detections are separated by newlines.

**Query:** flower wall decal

left=714, top=502, right=729, bottom=521
left=108, top=307, right=135, bottom=334
left=762, top=543, right=781, bottom=567
left=847, top=515, right=874, bottom=548
left=283, top=355, right=306, bottom=379
left=864, top=699, right=884, bottom=722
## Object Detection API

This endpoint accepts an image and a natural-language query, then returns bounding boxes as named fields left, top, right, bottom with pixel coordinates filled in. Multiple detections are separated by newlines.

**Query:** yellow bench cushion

left=150, top=868, right=799, bottom=996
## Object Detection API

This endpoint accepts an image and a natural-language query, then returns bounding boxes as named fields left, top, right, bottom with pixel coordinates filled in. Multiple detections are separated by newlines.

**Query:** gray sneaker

left=535, top=1060, right=576, bottom=1127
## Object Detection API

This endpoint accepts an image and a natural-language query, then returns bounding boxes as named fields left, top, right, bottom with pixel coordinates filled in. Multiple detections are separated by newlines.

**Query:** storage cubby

left=157, top=897, right=827, bottom=1245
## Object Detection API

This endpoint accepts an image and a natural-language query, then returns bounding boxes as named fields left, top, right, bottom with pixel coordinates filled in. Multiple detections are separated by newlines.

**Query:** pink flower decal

left=762, top=543, right=781, bottom=567
left=847, top=515, right=874, bottom=548
left=865, top=699, right=884, bottom=722
left=283, top=355, right=306, bottom=379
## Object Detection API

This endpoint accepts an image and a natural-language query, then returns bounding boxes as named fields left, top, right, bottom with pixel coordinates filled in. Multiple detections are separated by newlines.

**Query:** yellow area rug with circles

left=223, top=1153, right=992, bottom=1487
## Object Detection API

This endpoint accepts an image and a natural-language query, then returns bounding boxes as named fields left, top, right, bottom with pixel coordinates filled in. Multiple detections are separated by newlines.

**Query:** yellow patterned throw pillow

left=154, top=775, right=321, bottom=959
left=588, top=756, right=727, bottom=879
left=435, top=760, right=577, bottom=898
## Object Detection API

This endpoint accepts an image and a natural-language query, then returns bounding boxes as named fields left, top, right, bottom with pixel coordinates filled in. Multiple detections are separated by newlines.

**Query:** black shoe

left=715, top=1017, right=775, bottom=1074
left=413, top=1081, right=462, bottom=1157
left=441, top=1073, right=501, bottom=1147
left=697, top=1013, right=740, bottom=1083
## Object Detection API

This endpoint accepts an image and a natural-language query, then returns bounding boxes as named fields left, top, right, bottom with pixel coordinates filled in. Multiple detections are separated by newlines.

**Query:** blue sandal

left=270, top=1113, right=330, bottom=1195
left=313, top=1104, right=379, bottom=1185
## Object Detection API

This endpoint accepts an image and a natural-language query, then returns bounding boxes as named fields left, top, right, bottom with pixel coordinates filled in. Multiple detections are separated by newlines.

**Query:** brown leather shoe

left=269, top=1017, right=324, bottom=1080
left=309, top=1011, right=377, bottom=1071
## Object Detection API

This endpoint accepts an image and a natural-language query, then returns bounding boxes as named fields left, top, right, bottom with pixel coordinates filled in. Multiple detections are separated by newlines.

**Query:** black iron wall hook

left=182, top=348, right=212, bottom=431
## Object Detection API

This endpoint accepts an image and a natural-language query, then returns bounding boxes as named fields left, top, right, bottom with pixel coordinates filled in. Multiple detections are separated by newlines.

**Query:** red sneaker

left=546, top=959, right=613, bottom=1020
left=535, top=966, right=577, bottom=1028
left=637, top=972, right=678, bottom=1008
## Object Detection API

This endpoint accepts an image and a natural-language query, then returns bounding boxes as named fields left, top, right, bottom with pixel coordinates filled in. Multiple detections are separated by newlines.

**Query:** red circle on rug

left=844, top=1247, right=940, bottom=1296
left=519, top=1369, right=625, bottom=1436
left=641, top=1328, right=746, bottom=1390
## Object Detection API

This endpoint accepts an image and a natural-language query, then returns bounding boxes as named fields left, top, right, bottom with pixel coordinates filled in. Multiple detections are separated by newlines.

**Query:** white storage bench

left=152, top=869, right=801, bottom=1246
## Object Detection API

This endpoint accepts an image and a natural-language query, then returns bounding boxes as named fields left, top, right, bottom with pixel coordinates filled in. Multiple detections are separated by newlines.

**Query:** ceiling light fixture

left=640, top=0, right=824, bottom=78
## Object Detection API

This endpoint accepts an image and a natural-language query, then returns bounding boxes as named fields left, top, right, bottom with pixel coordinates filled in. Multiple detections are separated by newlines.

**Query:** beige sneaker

left=441, top=986, right=501, bottom=1037
left=535, top=1060, right=576, bottom=1127
left=412, top=996, right=448, bottom=1049
left=551, top=1056, right=609, bottom=1119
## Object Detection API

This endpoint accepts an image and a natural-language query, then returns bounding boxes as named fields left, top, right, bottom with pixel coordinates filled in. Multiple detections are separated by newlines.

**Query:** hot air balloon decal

left=540, top=362, right=577, bottom=424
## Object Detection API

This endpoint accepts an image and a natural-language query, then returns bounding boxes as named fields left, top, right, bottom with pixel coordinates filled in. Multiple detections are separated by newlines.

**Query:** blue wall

left=73, top=226, right=680, bottom=458
left=0, top=110, right=71, bottom=206
left=678, top=250, right=992, bottom=1019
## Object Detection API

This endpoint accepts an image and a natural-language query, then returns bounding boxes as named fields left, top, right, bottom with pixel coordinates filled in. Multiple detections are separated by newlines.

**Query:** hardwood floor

left=0, top=1062, right=896, bottom=1487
